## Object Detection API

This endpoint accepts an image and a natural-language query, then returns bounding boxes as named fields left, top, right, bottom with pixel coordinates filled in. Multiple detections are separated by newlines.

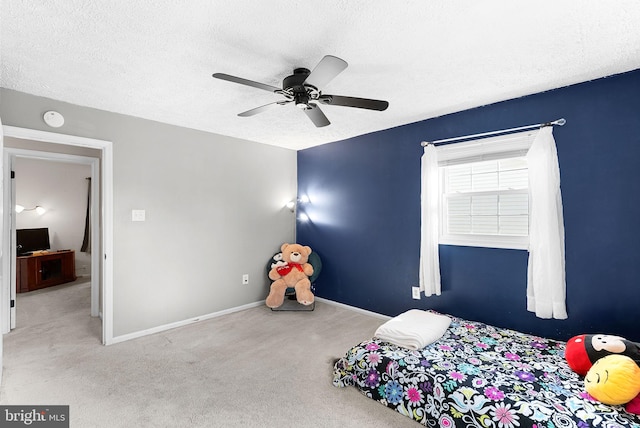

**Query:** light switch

left=132, top=209, right=146, bottom=222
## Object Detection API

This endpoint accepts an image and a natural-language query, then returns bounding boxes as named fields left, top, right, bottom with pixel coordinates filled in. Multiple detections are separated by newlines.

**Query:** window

left=421, top=125, right=566, bottom=316
left=436, top=130, right=538, bottom=250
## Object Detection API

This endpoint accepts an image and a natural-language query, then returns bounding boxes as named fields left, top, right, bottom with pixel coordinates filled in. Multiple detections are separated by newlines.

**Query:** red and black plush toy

left=565, top=334, right=640, bottom=376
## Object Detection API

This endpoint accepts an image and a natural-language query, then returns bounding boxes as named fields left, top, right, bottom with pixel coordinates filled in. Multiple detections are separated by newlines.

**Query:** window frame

left=435, top=130, right=538, bottom=251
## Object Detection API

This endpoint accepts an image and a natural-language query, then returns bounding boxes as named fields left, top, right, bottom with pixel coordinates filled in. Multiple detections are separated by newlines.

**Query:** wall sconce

left=16, top=205, right=46, bottom=215
left=285, top=194, right=310, bottom=212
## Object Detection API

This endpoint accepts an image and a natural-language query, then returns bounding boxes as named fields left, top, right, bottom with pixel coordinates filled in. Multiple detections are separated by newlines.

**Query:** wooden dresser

left=16, top=250, right=77, bottom=293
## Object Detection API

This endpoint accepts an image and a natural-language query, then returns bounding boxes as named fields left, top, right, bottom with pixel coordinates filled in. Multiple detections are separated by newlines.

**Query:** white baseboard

left=106, top=298, right=389, bottom=346
left=315, top=297, right=392, bottom=320
left=107, top=300, right=264, bottom=345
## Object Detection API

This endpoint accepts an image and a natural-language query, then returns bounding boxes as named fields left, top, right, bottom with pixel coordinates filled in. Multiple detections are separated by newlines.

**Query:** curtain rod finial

left=542, top=118, right=567, bottom=128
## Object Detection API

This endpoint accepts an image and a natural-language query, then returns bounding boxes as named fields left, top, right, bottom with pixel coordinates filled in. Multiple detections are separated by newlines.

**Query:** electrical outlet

left=412, top=286, right=421, bottom=300
left=242, top=274, right=249, bottom=285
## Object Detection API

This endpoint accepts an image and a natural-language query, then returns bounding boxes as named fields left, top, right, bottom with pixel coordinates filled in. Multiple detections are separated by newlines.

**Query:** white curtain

left=526, top=126, right=567, bottom=319
left=419, top=144, right=441, bottom=296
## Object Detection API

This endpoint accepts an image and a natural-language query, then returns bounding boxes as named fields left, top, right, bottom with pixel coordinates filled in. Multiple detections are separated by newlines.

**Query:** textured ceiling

left=2, top=1, right=640, bottom=150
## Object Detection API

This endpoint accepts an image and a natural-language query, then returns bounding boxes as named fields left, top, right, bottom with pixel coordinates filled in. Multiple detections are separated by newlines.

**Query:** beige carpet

left=1, top=281, right=419, bottom=427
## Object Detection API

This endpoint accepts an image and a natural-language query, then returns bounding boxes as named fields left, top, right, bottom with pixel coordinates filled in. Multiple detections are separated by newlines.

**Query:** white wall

left=14, top=157, right=92, bottom=276
left=1, top=88, right=297, bottom=339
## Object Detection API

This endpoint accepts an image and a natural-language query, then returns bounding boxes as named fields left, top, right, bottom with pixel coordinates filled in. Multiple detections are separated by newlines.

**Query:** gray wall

left=1, top=88, right=297, bottom=338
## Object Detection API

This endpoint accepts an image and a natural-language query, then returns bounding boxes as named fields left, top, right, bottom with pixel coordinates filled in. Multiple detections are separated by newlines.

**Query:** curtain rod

left=420, top=118, right=566, bottom=147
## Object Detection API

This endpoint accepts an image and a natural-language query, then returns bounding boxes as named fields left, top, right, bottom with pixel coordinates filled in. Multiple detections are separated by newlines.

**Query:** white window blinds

left=443, top=158, right=529, bottom=237
left=437, top=130, right=536, bottom=250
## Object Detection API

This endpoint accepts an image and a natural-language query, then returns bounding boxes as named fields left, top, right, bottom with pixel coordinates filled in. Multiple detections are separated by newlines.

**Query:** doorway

left=10, top=152, right=96, bottom=331
left=1, top=126, right=113, bottom=345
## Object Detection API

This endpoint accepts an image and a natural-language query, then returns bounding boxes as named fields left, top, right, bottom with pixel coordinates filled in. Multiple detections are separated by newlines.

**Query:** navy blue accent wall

left=297, top=69, right=640, bottom=341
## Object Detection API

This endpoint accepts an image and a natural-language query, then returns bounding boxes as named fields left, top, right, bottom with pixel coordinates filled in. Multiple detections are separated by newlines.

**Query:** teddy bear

left=265, top=243, right=314, bottom=308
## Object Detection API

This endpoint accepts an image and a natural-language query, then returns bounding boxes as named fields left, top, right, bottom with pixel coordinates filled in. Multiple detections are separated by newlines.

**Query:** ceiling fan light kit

left=213, top=55, right=389, bottom=128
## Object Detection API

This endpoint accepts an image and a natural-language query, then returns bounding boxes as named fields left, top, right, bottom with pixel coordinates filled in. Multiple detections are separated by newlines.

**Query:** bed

left=333, top=311, right=640, bottom=427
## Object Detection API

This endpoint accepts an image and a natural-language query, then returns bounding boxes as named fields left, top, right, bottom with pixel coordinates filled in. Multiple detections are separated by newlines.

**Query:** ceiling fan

left=212, top=55, right=389, bottom=127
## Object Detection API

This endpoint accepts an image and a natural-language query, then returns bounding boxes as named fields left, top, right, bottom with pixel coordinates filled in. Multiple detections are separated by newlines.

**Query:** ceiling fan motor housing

left=283, top=67, right=311, bottom=90
left=283, top=68, right=315, bottom=108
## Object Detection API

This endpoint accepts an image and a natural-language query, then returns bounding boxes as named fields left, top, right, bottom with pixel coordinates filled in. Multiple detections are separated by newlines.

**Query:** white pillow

left=374, top=310, right=451, bottom=350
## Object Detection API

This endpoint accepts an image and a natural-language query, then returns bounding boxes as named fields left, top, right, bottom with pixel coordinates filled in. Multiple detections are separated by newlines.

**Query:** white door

left=9, top=155, right=16, bottom=329
left=0, top=116, right=4, bottom=383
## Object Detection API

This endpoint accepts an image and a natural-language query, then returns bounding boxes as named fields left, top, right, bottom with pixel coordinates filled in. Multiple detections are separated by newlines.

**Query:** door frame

left=1, top=126, right=113, bottom=345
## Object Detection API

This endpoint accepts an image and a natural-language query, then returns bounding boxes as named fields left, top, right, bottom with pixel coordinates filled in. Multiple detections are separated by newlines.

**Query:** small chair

left=266, top=251, right=322, bottom=311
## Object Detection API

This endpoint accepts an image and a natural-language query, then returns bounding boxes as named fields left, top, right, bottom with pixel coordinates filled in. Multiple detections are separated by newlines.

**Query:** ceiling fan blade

left=303, top=55, right=348, bottom=89
left=303, top=104, right=330, bottom=127
left=319, top=95, right=389, bottom=111
left=212, top=73, right=281, bottom=93
left=238, top=100, right=291, bottom=117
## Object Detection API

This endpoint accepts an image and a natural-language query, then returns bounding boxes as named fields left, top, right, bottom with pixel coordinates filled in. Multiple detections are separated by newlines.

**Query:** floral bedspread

left=333, top=313, right=640, bottom=427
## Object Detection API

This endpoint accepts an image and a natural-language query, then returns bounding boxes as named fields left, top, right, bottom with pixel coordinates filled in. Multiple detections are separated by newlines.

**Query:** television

left=16, top=228, right=51, bottom=255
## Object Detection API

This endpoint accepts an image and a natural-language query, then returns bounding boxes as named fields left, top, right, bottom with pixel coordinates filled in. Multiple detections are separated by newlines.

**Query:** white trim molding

left=315, top=297, right=392, bottom=320
left=2, top=125, right=114, bottom=345
left=109, top=301, right=265, bottom=345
